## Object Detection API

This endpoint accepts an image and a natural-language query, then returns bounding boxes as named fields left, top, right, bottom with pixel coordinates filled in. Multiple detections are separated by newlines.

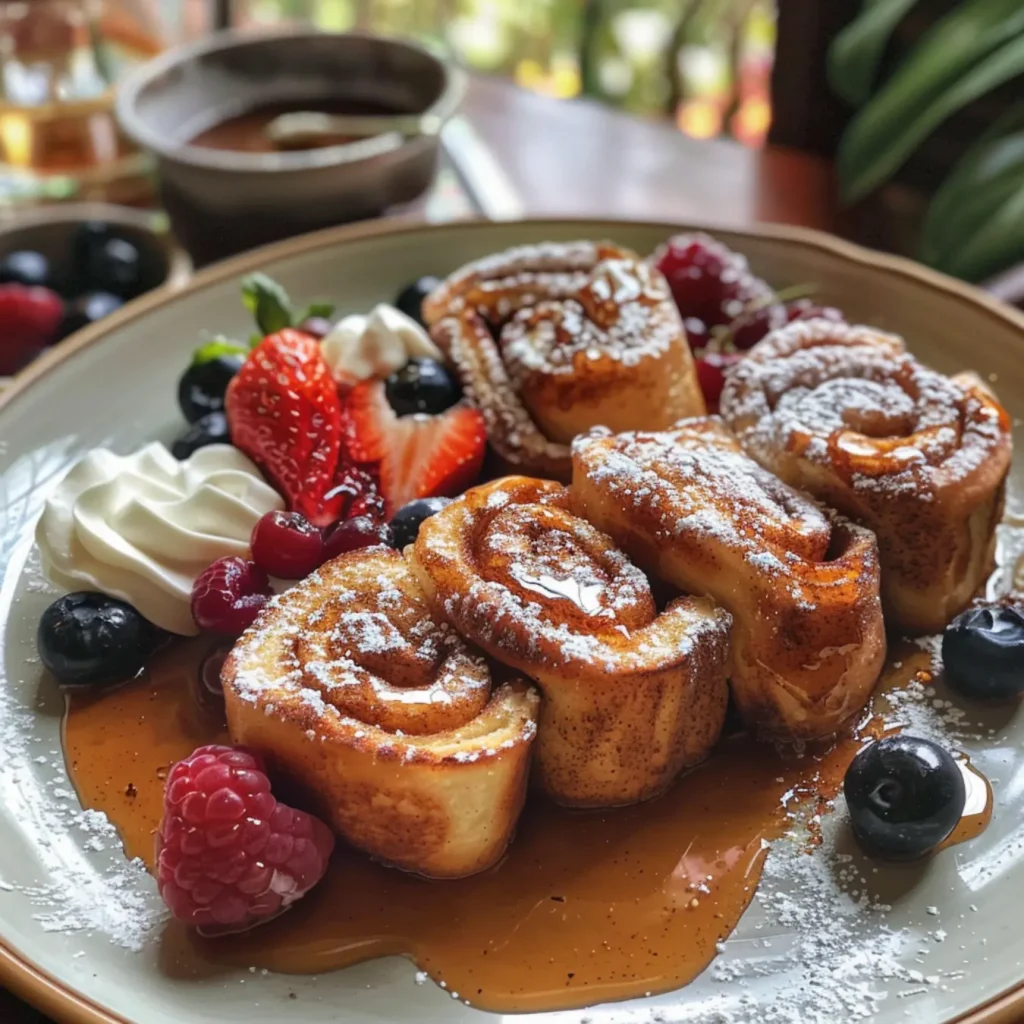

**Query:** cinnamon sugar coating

left=411, top=476, right=731, bottom=808
left=570, top=418, right=887, bottom=740
left=423, top=241, right=706, bottom=480
left=720, top=319, right=1013, bottom=633
left=221, top=546, right=538, bottom=879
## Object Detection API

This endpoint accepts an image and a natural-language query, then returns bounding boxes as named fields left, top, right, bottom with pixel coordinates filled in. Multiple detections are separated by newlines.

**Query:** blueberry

left=89, top=237, right=143, bottom=298
left=385, top=358, right=461, bottom=417
left=844, top=735, right=965, bottom=861
left=298, top=316, right=333, bottom=340
left=172, top=411, right=230, bottom=460
left=59, top=291, right=124, bottom=338
left=943, top=604, right=1024, bottom=700
left=394, top=276, right=441, bottom=327
left=178, top=353, right=245, bottom=424
left=38, top=592, right=165, bottom=689
left=0, top=250, right=52, bottom=289
left=389, top=496, right=452, bottom=550
left=71, top=221, right=113, bottom=277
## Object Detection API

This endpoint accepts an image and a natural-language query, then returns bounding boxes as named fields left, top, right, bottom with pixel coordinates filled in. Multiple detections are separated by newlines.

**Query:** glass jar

left=0, top=0, right=166, bottom=208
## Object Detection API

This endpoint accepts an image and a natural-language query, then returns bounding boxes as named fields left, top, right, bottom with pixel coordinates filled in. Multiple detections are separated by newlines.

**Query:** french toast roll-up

left=720, top=318, right=1012, bottom=634
left=570, top=418, right=886, bottom=741
left=222, top=546, right=539, bottom=879
left=422, top=241, right=706, bottom=480
left=410, top=476, right=731, bottom=808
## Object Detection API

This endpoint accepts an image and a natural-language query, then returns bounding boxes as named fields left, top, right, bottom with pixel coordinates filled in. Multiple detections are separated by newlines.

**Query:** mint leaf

left=192, top=337, right=248, bottom=366
left=241, top=273, right=294, bottom=335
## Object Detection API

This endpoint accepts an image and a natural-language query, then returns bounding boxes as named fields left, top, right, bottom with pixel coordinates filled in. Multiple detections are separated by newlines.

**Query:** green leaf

left=935, top=180, right=1024, bottom=282
left=240, top=273, right=294, bottom=335
left=920, top=107, right=1024, bottom=266
left=192, top=337, right=248, bottom=366
left=827, top=0, right=922, bottom=108
left=838, top=0, right=1024, bottom=201
left=298, top=301, right=336, bottom=323
left=248, top=333, right=264, bottom=349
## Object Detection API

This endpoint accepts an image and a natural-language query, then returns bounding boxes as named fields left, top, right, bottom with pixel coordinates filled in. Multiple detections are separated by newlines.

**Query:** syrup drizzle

left=61, top=640, right=991, bottom=1013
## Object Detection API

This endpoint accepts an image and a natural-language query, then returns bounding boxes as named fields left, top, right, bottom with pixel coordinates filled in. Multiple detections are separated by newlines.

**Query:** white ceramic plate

left=2, top=218, right=1024, bottom=1024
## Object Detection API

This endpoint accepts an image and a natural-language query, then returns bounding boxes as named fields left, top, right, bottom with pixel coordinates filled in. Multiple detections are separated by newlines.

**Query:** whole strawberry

left=157, top=745, right=334, bottom=932
left=0, top=284, right=64, bottom=374
left=226, top=329, right=344, bottom=527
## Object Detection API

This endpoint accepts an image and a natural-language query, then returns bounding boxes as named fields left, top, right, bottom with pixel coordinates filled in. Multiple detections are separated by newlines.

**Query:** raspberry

left=191, top=556, right=272, bottom=635
left=156, top=745, right=334, bottom=932
left=324, top=462, right=382, bottom=522
left=785, top=298, right=847, bottom=325
left=695, top=351, right=743, bottom=413
left=655, top=233, right=773, bottom=329
left=729, top=302, right=788, bottom=350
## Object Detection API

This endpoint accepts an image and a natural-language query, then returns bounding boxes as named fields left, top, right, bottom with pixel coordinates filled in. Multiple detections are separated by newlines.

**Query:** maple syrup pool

left=60, top=638, right=990, bottom=1013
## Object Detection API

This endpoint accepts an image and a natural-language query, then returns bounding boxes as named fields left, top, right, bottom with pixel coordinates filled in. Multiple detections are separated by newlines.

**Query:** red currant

left=250, top=510, right=324, bottom=579
left=655, top=233, right=773, bottom=328
left=695, top=352, right=743, bottom=413
left=322, top=515, right=391, bottom=562
left=191, top=557, right=272, bottom=635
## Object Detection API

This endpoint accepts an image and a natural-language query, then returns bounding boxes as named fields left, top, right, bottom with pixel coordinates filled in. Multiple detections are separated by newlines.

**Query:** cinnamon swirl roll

left=221, top=546, right=539, bottom=879
left=411, top=476, right=731, bottom=808
left=570, top=418, right=886, bottom=741
left=422, top=241, right=706, bottom=480
left=720, top=319, right=1013, bottom=633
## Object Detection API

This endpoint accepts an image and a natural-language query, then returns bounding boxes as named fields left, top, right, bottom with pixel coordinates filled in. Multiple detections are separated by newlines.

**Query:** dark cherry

left=389, top=497, right=452, bottom=550
left=0, top=250, right=53, bottom=289
left=844, top=735, right=965, bottom=861
left=171, top=412, right=230, bottom=460
left=191, top=557, right=272, bottom=635
left=943, top=604, right=1024, bottom=700
left=298, top=316, right=333, bottom=340
left=58, top=291, right=124, bottom=338
left=250, top=510, right=325, bottom=579
left=178, top=353, right=245, bottom=424
left=394, top=276, right=441, bottom=327
left=322, top=515, right=391, bottom=561
left=37, top=592, right=165, bottom=689
left=384, top=357, right=461, bottom=416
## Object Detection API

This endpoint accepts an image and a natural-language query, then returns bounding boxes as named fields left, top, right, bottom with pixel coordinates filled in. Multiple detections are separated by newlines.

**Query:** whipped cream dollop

left=321, top=303, right=443, bottom=381
left=36, top=443, right=283, bottom=636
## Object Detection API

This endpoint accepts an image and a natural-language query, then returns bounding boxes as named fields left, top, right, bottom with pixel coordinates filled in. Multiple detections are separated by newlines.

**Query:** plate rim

left=2, top=214, right=1023, bottom=1024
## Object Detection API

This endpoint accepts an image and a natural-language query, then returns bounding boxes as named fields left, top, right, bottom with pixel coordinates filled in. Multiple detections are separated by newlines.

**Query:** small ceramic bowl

left=0, top=202, right=189, bottom=387
left=116, top=28, right=465, bottom=267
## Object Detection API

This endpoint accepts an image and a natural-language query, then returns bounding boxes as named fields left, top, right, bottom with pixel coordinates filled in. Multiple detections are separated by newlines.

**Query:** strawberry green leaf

left=241, top=273, right=294, bottom=335
left=192, top=337, right=249, bottom=366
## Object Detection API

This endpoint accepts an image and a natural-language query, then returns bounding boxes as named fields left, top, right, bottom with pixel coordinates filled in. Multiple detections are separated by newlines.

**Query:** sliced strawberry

left=226, top=329, right=343, bottom=527
left=344, top=381, right=486, bottom=516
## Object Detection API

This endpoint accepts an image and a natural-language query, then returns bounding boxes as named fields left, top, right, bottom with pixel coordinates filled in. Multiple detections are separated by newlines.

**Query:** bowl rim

left=115, top=26, right=466, bottom=176
left=0, top=216, right=1023, bottom=1024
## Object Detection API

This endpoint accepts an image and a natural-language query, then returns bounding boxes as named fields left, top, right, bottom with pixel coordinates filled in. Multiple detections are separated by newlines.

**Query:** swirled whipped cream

left=36, top=443, right=283, bottom=636
left=321, top=303, right=443, bottom=381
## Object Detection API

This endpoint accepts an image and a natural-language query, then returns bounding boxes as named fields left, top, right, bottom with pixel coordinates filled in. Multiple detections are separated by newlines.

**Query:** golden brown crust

left=221, top=546, right=539, bottom=879
left=570, top=418, right=887, bottom=741
left=411, top=476, right=731, bottom=808
left=719, top=319, right=1013, bottom=633
left=423, top=240, right=706, bottom=480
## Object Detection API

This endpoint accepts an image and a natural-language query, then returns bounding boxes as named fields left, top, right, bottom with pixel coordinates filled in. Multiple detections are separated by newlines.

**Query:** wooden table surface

left=0, top=74, right=836, bottom=1024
